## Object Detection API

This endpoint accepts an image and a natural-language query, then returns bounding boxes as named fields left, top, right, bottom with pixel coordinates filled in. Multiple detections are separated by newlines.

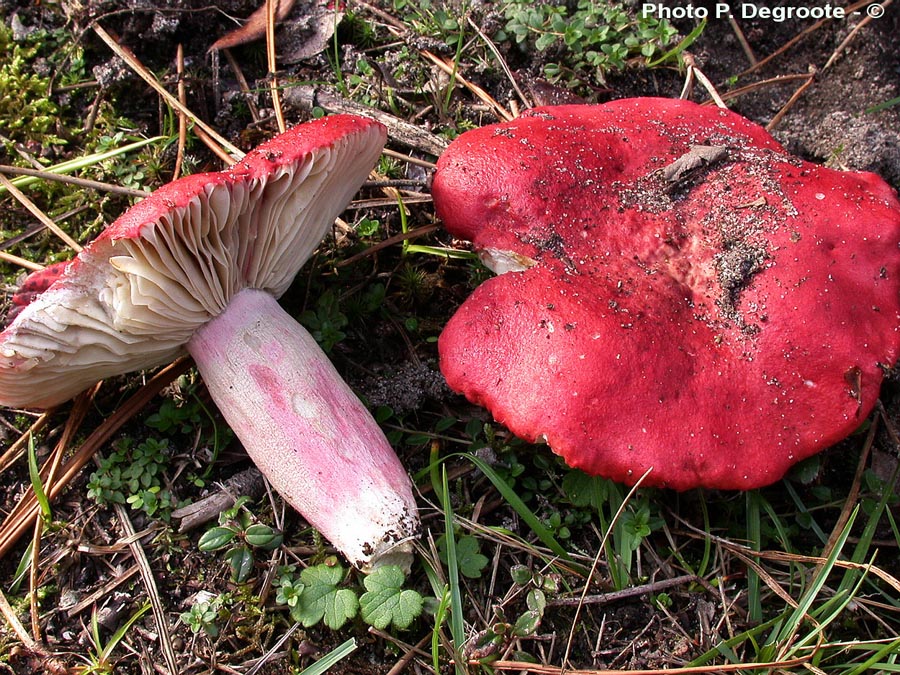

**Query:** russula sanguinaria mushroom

left=433, top=98, right=900, bottom=490
left=0, top=115, right=419, bottom=570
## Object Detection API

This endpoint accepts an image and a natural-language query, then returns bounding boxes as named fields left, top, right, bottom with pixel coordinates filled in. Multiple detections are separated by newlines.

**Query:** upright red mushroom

left=0, top=115, right=418, bottom=570
left=433, top=98, right=900, bottom=490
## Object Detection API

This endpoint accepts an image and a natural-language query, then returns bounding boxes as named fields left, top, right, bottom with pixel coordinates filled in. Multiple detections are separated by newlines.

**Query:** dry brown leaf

left=209, top=0, right=297, bottom=52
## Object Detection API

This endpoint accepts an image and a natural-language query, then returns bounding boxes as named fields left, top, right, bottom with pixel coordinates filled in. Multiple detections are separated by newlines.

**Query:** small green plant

left=179, top=592, right=230, bottom=638
left=437, top=533, right=489, bottom=579
left=198, top=497, right=283, bottom=582
left=562, top=469, right=662, bottom=589
left=87, top=437, right=178, bottom=520
left=76, top=601, right=151, bottom=674
left=273, top=562, right=424, bottom=631
left=300, top=289, right=348, bottom=352
left=499, top=0, right=680, bottom=83
left=467, top=565, right=555, bottom=662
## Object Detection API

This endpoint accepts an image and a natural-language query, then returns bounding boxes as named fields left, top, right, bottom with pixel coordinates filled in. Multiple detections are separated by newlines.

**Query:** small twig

left=221, top=49, right=261, bottom=122
left=110, top=500, right=179, bottom=675
left=0, top=164, right=147, bottom=197
left=421, top=50, right=513, bottom=122
left=337, top=223, right=439, bottom=268
left=0, top=173, right=83, bottom=252
left=266, top=0, right=286, bottom=133
left=765, top=67, right=817, bottom=131
left=0, top=250, right=44, bottom=271
left=0, top=414, right=51, bottom=475
left=0, top=584, right=43, bottom=654
left=740, top=0, right=873, bottom=76
left=66, top=565, right=142, bottom=618
left=727, top=15, right=757, bottom=66
left=823, top=0, right=892, bottom=71
left=92, top=23, right=244, bottom=161
left=383, top=148, right=437, bottom=169
left=561, top=469, right=652, bottom=674
left=467, top=16, right=530, bottom=109
left=690, top=65, right=727, bottom=108
left=29, top=387, right=95, bottom=643
left=547, top=574, right=703, bottom=607
left=484, top=655, right=813, bottom=675
left=173, top=44, right=187, bottom=181
left=282, top=85, right=448, bottom=157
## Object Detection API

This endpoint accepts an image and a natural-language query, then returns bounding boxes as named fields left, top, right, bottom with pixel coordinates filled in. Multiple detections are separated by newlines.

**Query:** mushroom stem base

left=187, top=288, right=418, bottom=571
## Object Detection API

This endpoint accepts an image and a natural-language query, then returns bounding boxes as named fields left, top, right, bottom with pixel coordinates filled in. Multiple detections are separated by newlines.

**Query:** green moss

left=0, top=24, right=62, bottom=144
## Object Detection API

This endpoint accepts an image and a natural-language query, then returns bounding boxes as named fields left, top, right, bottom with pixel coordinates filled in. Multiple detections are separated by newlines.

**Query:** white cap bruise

left=0, top=115, right=420, bottom=570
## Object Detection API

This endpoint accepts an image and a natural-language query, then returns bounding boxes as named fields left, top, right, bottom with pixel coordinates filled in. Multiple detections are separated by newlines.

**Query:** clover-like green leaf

left=438, top=534, right=489, bottom=579
left=359, top=565, right=424, bottom=631
left=292, top=564, right=358, bottom=629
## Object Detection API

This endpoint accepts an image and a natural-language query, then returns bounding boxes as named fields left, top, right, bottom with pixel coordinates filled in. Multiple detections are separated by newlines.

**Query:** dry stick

left=484, top=655, right=813, bottom=675
left=337, top=224, right=438, bottom=268
left=727, top=15, right=757, bottom=66
left=110, top=500, right=179, bottom=675
left=740, top=0, right=873, bottom=76
left=676, top=524, right=900, bottom=594
left=66, top=565, right=142, bottom=618
left=690, top=65, right=727, bottom=109
left=282, top=86, right=448, bottom=157
left=92, top=23, right=244, bottom=161
left=0, top=250, right=44, bottom=271
left=383, top=148, right=437, bottom=169
left=713, top=73, right=817, bottom=105
left=0, top=164, right=147, bottom=197
left=173, top=44, right=187, bottom=181
left=221, top=49, right=261, bottom=122
left=421, top=49, right=514, bottom=122
left=266, top=0, right=286, bottom=134
left=0, top=413, right=51, bottom=475
left=765, top=67, right=817, bottom=132
left=823, top=411, right=878, bottom=561
left=546, top=574, right=700, bottom=608
left=28, top=387, right=96, bottom=643
left=0, top=174, right=83, bottom=252
left=0, top=358, right=192, bottom=560
left=0, top=584, right=42, bottom=654
left=561, top=469, right=652, bottom=675
left=467, top=15, right=530, bottom=109
left=823, top=0, right=893, bottom=71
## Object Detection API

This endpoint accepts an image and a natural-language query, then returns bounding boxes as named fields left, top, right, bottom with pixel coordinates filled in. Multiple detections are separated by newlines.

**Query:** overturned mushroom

left=0, top=115, right=418, bottom=570
left=433, top=98, right=900, bottom=490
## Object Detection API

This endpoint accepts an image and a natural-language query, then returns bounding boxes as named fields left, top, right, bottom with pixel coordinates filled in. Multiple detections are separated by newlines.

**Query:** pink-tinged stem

left=187, top=288, right=418, bottom=571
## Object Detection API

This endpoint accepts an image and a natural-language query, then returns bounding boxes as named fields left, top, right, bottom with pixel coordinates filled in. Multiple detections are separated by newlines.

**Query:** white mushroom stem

left=187, top=288, right=418, bottom=571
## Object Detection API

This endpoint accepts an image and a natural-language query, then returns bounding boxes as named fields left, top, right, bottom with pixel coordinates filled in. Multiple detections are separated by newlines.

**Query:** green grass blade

left=299, top=638, right=357, bottom=675
left=432, top=585, right=452, bottom=675
left=646, top=18, right=707, bottom=68
left=27, top=435, right=51, bottom=522
left=745, top=490, right=763, bottom=623
left=762, top=506, right=859, bottom=659
left=0, top=136, right=165, bottom=195
left=442, top=467, right=468, bottom=675
left=456, top=452, right=572, bottom=563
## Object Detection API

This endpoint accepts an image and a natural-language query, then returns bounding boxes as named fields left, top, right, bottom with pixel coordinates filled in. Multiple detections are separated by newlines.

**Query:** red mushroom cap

left=0, top=115, right=385, bottom=408
left=433, top=98, right=900, bottom=490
